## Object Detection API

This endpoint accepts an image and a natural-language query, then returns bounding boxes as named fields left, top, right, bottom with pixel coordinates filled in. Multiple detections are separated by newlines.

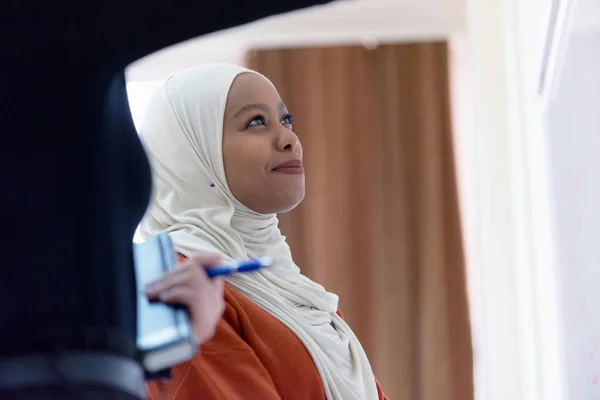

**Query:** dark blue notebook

left=134, top=232, right=199, bottom=374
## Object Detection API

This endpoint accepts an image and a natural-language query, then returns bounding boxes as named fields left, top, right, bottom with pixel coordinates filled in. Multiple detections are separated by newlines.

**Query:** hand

left=144, top=252, right=225, bottom=345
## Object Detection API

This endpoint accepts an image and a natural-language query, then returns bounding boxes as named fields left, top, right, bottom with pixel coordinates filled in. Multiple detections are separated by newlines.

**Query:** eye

left=246, top=115, right=266, bottom=128
left=281, top=113, right=294, bottom=126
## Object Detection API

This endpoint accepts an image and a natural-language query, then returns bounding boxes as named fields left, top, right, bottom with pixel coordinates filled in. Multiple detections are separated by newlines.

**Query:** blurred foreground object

left=0, top=2, right=331, bottom=399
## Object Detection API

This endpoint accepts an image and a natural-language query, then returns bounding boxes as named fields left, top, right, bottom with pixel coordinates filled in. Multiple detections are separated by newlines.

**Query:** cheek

left=237, top=143, right=269, bottom=172
left=223, top=139, right=271, bottom=184
left=223, top=139, right=274, bottom=211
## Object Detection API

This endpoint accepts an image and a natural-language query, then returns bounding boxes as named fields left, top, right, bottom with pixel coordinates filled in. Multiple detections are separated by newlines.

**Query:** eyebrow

left=233, top=102, right=287, bottom=117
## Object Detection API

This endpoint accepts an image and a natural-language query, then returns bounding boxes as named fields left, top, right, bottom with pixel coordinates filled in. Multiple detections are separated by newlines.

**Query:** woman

left=140, top=63, right=387, bottom=399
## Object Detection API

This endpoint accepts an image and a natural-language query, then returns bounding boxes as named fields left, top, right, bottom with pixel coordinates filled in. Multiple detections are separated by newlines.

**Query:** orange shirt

left=146, top=284, right=387, bottom=399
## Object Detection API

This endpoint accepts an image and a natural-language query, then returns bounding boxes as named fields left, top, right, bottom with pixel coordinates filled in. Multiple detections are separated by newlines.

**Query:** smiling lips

left=272, top=159, right=304, bottom=175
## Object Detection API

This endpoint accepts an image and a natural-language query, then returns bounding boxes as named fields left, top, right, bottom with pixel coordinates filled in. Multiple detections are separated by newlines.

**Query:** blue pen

left=205, top=257, right=273, bottom=279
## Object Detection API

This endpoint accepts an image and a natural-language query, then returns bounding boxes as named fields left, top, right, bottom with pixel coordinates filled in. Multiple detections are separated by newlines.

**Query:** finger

left=144, top=254, right=224, bottom=306
left=193, top=294, right=225, bottom=342
left=162, top=252, right=222, bottom=284
left=189, top=252, right=222, bottom=268
left=211, top=278, right=225, bottom=296
left=145, top=263, right=195, bottom=294
left=213, top=293, right=226, bottom=317
left=212, top=277, right=224, bottom=286
left=156, top=286, right=195, bottom=306
left=146, top=260, right=220, bottom=296
left=206, top=280, right=225, bottom=318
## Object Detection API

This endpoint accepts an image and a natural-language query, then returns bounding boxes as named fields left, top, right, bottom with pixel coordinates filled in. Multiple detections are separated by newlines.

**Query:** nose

left=276, top=127, right=300, bottom=152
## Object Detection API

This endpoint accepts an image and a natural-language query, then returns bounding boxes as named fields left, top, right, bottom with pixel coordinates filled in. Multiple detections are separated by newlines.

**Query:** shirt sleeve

left=145, top=299, right=281, bottom=400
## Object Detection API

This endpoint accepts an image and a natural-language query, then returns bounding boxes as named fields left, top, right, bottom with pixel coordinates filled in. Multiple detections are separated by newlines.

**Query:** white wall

left=546, top=28, right=600, bottom=400
left=126, top=0, right=464, bottom=81
left=458, top=1, right=600, bottom=400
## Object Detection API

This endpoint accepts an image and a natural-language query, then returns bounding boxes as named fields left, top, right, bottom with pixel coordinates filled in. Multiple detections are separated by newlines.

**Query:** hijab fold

left=139, top=63, right=379, bottom=400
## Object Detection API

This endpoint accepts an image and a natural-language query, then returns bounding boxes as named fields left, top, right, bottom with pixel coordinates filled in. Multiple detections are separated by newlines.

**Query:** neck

left=231, top=209, right=281, bottom=246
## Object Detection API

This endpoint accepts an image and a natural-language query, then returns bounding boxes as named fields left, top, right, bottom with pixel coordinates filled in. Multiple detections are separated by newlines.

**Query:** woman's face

left=222, top=73, right=305, bottom=214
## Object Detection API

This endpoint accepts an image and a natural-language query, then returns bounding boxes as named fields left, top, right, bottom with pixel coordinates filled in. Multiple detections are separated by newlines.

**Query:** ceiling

left=127, top=0, right=463, bottom=80
left=127, top=0, right=600, bottom=81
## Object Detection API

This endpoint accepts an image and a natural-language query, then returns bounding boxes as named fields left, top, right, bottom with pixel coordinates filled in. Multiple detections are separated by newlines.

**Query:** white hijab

left=138, top=63, right=379, bottom=400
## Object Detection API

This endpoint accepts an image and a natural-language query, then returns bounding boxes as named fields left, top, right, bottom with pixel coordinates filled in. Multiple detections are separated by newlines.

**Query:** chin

left=277, top=201, right=302, bottom=214
left=274, top=191, right=305, bottom=214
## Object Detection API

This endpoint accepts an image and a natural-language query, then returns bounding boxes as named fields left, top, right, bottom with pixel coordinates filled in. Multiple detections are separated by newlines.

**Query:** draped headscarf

left=138, top=63, right=379, bottom=400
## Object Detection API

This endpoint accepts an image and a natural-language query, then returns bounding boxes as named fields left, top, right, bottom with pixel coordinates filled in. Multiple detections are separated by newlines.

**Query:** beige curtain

left=246, top=42, right=473, bottom=400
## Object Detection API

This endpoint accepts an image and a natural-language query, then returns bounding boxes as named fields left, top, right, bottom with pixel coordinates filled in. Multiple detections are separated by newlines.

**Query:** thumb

left=190, top=252, right=223, bottom=267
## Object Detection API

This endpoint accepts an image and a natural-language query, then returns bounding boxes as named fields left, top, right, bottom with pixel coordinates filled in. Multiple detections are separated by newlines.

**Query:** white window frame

left=458, top=0, right=569, bottom=399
